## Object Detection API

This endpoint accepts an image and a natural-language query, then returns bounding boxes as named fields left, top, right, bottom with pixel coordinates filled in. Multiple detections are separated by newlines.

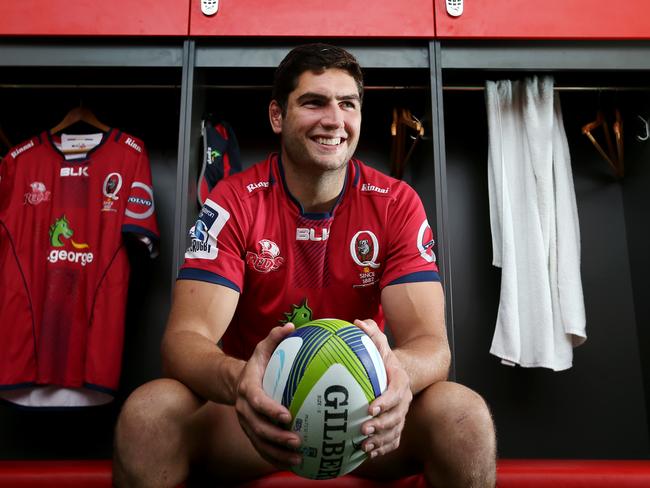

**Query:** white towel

left=485, top=76, right=586, bottom=371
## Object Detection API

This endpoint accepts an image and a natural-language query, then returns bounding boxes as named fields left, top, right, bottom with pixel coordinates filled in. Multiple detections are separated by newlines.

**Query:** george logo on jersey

left=24, top=181, right=51, bottom=206
left=60, top=166, right=89, bottom=177
left=281, top=298, right=313, bottom=327
left=101, top=172, right=123, bottom=212
left=125, top=182, right=155, bottom=220
left=350, top=230, right=380, bottom=288
left=246, top=239, right=285, bottom=273
left=47, top=216, right=94, bottom=266
left=417, top=219, right=436, bottom=263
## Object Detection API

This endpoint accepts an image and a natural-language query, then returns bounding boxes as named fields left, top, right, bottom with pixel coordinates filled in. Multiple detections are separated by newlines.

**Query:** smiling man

left=113, top=44, right=497, bottom=488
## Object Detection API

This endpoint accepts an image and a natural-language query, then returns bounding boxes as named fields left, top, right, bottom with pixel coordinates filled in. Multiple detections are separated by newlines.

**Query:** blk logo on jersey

left=185, top=200, right=230, bottom=260
left=24, top=181, right=51, bottom=205
left=296, top=227, right=329, bottom=241
left=417, top=219, right=436, bottom=263
left=60, top=166, right=89, bottom=177
left=102, top=172, right=123, bottom=212
left=47, top=216, right=94, bottom=266
left=246, top=239, right=284, bottom=273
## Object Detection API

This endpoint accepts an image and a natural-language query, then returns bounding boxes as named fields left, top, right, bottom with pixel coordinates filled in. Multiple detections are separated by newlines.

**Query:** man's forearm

left=393, top=335, right=451, bottom=395
left=161, top=329, right=245, bottom=405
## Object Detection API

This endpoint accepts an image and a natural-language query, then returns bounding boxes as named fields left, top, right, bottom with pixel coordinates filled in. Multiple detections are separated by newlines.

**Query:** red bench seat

left=1, top=459, right=650, bottom=487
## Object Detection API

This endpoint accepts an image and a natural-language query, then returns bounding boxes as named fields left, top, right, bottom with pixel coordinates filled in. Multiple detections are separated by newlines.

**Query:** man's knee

left=411, top=382, right=496, bottom=487
left=420, top=381, right=494, bottom=442
left=114, top=379, right=203, bottom=487
left=116, top=378, right=201, bottom=447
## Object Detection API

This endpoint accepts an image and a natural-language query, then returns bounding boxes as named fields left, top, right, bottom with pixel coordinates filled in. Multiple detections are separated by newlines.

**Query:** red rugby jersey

left=179, top=154, right=439, bottom=360
left=0, top=129, right=159, bottom=406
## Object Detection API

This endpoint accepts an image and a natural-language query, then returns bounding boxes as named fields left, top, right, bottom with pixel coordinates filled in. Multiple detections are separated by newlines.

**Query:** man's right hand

left=234, top=322, right=303, bottom=469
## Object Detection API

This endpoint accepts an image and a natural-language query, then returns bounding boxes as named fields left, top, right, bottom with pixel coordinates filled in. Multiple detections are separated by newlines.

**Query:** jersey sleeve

left=121, top=142, right=160, bottom=258
left=379, top=183, right=440, bottom=288
left=177, top=180, right=247, bottom=293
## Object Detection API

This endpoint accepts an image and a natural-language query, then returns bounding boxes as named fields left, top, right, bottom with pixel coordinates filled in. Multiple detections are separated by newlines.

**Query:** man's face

left=269, top=68, right=361, bottom=174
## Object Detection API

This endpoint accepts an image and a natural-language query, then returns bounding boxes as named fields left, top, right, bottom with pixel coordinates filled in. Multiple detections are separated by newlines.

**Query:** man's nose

left=321, top=103, right=345, bottom=128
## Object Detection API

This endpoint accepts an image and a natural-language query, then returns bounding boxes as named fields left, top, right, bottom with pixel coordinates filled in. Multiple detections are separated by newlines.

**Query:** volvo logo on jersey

left=46, top=215, right=94, bottom=267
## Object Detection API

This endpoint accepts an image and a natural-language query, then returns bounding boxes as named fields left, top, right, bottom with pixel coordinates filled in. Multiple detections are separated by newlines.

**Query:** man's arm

left=355, top=280, right=449, bottom=458
left=161, top=279, right=244, bottom=405
left=160, top=279, right=302, bottom=467
left=383, top=280, right=450, bottom=393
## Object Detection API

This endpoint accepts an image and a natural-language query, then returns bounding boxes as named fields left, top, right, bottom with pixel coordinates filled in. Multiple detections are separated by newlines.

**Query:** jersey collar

left=274, top=154, right=357, bottom=220
left=43, top=128, right=114, bottom=163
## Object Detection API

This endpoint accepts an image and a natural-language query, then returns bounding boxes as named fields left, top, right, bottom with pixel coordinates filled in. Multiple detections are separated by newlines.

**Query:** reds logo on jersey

left=24, top=181, right=51, bottom=206
left=246, top=239, right=285, bottom=273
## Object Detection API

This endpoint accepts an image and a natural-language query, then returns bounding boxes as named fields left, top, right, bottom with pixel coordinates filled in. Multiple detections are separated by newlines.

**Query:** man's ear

left=269, top=100, right=283, bottom=134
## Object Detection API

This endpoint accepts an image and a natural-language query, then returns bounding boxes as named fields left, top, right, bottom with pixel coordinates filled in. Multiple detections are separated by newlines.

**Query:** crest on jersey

left=417, top=219, right=436, bottom=263
left=350, top=230, right=380, bottom=288
left=102, top=172, right=123, bottom=212
left=350, top=230, right=380, bottom=269
left=24, top=181, right=51, bottom=206
left=246, top=239, right=285, bottom=273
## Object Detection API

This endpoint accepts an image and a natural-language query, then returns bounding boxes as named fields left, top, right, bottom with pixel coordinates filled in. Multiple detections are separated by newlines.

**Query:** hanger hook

left=636, top=115, right=649, bottom=142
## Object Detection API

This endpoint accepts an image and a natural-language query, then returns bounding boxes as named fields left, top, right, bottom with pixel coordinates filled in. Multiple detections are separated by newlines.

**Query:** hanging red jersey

left=0, top=129, right=159, bottom=407
left=179, top=154, right=439, bottom=360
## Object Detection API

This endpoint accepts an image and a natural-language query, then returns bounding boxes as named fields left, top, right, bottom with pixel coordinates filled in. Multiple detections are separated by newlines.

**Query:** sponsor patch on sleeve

left=125, top=182, right=155, bottom=220
left=185, top=199, right=230, bottom=260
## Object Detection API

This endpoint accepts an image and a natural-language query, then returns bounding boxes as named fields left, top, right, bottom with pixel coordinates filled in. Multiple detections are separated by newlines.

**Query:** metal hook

left=636, top=115, right=649, bottom=142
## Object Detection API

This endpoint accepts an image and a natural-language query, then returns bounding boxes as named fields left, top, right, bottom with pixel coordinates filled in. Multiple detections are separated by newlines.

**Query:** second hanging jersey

left=0, top=129, right=159, bottom=406
left=179, top=153, right=439, bottom=360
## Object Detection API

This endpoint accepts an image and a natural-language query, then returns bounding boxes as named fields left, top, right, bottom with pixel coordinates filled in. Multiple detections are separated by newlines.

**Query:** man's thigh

left=353, top=381, right=491, bottom=480
left=187, top=401, right=278, bottom=484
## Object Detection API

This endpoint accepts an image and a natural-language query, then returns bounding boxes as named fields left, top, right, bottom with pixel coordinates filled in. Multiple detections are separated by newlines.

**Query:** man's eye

left=303, top=100, right=323, bottom=107
left=341, top=101, right=358, bottom=110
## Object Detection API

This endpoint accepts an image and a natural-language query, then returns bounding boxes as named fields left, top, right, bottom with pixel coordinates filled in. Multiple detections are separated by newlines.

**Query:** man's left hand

left=354, top=318, right=413, bottom=459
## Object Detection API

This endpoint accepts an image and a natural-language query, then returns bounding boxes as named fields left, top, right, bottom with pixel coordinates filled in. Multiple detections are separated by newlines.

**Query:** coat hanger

left=581, top=97, right=624, bottom=178
left=612, top=108, right=624, bottom=177
left=50, top=105, right=110, bottom=136
left=635, top=115, right=649, bottom=142
left=390, top=107, right=425, bottom=179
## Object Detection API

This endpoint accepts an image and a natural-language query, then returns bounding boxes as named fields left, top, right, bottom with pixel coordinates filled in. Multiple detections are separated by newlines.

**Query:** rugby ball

left=262, top=318, right=387, bottom=480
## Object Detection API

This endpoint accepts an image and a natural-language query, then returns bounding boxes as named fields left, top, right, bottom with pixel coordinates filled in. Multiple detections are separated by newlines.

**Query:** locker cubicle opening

left=438, top=41, right=650, bottom=459
left=0, top=41, right=184, bottom=459
left=180, top=41, right=439, bottom=256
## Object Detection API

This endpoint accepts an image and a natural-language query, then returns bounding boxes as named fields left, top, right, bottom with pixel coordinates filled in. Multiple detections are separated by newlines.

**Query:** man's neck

left=282, top=160, right=348, bottom=214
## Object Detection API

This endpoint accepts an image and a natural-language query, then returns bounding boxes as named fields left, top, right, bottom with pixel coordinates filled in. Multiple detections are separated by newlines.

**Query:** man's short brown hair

left=272, top=43, right=364, bottom=115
